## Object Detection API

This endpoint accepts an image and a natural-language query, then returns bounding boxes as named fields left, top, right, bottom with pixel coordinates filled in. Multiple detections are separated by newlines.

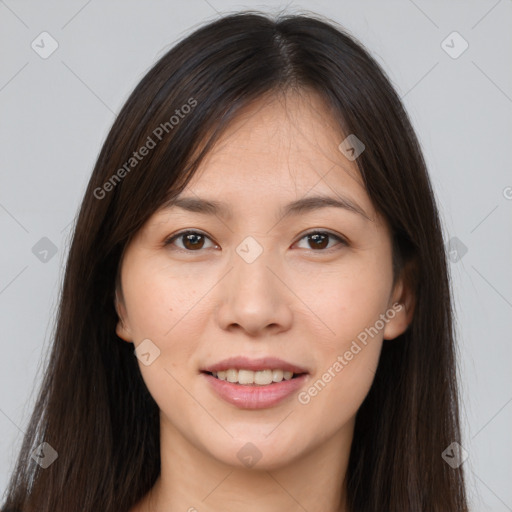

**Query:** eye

left=164, top=229, right=347, bottom=253
left=164, top=230, right=218, bottom=251
left=294, top=230, right=347, bottom=251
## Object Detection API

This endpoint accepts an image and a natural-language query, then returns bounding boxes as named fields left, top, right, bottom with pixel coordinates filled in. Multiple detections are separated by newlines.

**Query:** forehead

left=182, top=90, right=371, bottom=213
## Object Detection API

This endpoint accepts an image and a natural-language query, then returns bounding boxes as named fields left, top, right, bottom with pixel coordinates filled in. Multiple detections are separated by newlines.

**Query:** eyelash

left=163, top=229, right=348, bottom=254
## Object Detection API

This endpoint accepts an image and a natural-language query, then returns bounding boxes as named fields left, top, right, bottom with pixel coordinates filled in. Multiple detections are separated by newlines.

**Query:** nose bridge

left=231, top=238, right=280, bottom=311
left=234, top=245, right=274, bottom=298
left=215, top=237, right=293, bottom=335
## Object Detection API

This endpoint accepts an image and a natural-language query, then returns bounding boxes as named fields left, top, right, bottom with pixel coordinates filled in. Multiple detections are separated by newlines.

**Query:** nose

left=215, top=248, right=294, bottom=337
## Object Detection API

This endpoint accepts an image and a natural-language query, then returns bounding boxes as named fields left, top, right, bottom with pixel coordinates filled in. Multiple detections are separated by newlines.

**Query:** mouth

left=200, top=357, right=310, bottom=409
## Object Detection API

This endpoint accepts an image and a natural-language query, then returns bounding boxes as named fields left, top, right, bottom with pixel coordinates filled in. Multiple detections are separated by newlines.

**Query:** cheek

left=298, top=341, right=382, bottom=435
left=120, top=263, right=210, bottom=421
left=296, top=283, right=386, bottom=431
left=121, top=256, right=209, bottom=341
left=120, top=254, right=215, bottom=373
left=293, top=253, right=391, bottom=417
left=296, top=253, right=393, bottom=345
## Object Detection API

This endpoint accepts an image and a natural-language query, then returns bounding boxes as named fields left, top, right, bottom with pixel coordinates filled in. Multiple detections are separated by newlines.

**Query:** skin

left=116, top=89, right=415, bottom=512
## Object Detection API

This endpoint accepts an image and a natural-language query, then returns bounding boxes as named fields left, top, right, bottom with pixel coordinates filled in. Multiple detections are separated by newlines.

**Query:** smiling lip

left=202, top=373, right=308, bottom=409
left=201, top=356, right=309, bottom=374
left=201, top=356, right=309, bottom=409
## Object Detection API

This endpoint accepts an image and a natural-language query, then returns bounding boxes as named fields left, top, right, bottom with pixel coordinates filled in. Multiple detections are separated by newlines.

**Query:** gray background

left=1, top=0, right=511, bottom=510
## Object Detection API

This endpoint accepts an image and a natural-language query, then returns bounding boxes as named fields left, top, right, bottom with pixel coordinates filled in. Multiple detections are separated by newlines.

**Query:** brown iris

left=307, top=233, right=329, bottom=250
left=182, top=232, right=206, bottom=250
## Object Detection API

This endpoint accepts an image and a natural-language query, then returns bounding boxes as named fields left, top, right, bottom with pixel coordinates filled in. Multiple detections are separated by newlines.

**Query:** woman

left=1, top=10, right=469, bottom=512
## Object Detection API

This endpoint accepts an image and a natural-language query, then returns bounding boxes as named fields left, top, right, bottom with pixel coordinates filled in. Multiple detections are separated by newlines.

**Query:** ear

left=115, top=288, right=133, bottom=342
left=383, top=262, right=416, bottom=341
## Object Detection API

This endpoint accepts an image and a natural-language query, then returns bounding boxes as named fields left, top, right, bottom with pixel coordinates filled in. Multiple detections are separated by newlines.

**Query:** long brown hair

left=2, top=11, right=468, bottom=512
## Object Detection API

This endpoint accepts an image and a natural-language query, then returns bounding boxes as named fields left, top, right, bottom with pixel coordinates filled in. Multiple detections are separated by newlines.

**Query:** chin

left=202, top=431, right=306, bottom=471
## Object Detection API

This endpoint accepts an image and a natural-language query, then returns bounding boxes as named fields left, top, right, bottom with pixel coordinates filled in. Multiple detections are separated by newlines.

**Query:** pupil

left=309, top=233, right=328, bottom=250
left=184, top=233, right=204, bottom=250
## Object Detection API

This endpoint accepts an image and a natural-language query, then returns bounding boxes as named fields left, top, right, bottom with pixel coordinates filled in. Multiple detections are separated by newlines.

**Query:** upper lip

left=201, top=356, right=309, bottom=374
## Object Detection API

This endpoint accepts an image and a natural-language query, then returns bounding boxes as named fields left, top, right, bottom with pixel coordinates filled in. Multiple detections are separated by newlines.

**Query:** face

left=115, top=90, right=412, bottom=470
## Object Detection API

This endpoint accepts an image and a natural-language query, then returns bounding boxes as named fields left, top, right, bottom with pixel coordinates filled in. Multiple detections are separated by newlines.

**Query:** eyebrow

left=162, top=194, right=370, bottom=221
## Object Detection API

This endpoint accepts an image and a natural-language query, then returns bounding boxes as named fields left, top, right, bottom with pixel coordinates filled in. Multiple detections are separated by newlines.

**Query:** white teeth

left=211, top=368, right=299, bottom=385
left=272, top=369, right=284, bottom=382
left=226, top=369, right=238, bottom=383
left=254, top=369, right=273, bottom=385
left=238, top=369, right=254, bottom=385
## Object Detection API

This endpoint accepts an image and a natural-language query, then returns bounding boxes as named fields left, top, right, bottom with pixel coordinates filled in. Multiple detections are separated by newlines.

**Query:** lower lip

left=202, top=372, right=308, bottom=409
